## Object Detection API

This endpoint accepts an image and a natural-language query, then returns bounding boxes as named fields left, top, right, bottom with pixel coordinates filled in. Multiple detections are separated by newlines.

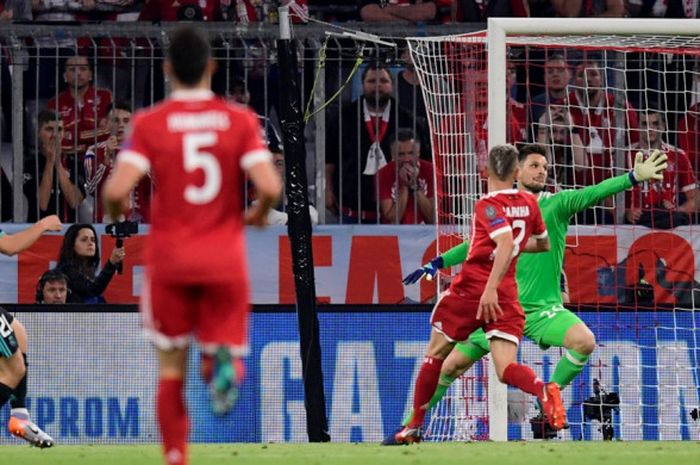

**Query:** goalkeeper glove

left=631, top=149, right=668, bottom=184
left=402, top=256, right=444, bottom=285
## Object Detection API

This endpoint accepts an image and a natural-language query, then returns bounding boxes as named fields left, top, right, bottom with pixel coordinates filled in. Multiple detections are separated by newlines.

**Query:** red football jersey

left=117, top=89, right=270, bottom=283
left=451, top=189, right=547, bottom=303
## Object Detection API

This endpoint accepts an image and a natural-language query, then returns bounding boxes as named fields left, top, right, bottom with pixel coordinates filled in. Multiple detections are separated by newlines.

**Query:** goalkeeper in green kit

left=385, top=144, right=668, bottom=441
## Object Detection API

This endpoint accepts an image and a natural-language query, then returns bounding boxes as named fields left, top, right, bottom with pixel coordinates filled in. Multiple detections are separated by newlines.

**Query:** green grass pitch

left=1, top=442, right=698, bottom=465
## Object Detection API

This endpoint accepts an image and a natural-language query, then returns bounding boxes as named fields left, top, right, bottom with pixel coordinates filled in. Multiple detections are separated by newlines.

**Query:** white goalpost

left=409, top=18, right=700, bottom=442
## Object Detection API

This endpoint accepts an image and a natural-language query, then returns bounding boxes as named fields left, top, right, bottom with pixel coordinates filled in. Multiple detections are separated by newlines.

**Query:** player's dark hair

left=167, top=26, right=210, bottom=86
left=57, top=223, right=101, bottom=277
left=35, top=269, right=68, bottom=303
left=37, top=109, right=59, bottom=129
left=518, top=143, right=548, bottom=163
left=488, top=144, right=519, bottom=181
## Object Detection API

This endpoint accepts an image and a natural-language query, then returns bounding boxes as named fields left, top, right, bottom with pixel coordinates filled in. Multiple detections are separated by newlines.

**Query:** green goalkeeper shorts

left=454, top=304, right=585, bottom=362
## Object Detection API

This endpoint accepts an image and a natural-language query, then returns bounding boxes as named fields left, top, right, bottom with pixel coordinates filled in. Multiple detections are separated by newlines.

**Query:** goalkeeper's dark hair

left=488, top=144, right=519, bottom=181
left=518, top=143, right=548, bottom=163
left=167, top=26, right=210, bottom=86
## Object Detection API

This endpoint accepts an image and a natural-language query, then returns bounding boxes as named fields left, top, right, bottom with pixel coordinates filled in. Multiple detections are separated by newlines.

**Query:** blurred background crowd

left=0, top=0, right=699, bottom=231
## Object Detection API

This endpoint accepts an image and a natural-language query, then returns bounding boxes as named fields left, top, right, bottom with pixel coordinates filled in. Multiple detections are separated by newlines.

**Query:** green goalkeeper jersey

left=439, top=173, right=634, bottom=313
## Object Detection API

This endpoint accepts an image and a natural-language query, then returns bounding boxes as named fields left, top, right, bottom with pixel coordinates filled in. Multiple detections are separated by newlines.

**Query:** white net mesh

left=409, top=30, right=700, bottom=441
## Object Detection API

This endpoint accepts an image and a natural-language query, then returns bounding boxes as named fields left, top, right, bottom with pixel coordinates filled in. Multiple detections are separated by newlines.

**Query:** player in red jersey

left=103, top=26, right=281, bottom=465
left=390, top=144, right=566, bottom=445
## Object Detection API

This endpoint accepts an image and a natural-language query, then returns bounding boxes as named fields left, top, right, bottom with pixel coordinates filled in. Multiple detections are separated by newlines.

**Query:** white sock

left=10, top=408, right=30, bottom=418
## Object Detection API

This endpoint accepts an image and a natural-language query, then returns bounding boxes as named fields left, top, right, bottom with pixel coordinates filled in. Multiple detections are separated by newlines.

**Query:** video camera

left=105, top=220, right=138, bottom=239
left=105, top=220, right=138, bottom=274
left=582, top=378, right=620, bottom=440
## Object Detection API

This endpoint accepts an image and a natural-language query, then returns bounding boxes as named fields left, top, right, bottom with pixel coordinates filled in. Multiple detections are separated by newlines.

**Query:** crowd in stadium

left=0, top=1, right=699, bottom=229
left=0, top=1, right=698, bottom=22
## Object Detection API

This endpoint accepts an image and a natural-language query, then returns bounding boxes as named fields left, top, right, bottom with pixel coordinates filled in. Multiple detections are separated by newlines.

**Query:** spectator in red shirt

left=378, top=129, right=434, bottom=224
left=232, top=0, right=307, bottom=22
left=626, top=109, right=698, bottom=229
left=549, top=0, right=625, bottom=17
left=568, top=59, right=638, bottom=186
left=359, top=0, right=437, bottom=23
left=678, top=101, right=700, bottom=178
left=469, top=69, right=525, bottom=177
left=47, top=55, right=112, bottom=157
left=507, top=60, right=527, bottom=143
left=536, top=105, right=588, bottom=189
left=84, top=103, right=153, bottom=223
left=0, top=0, right=31, bottom=20
left=530, top=54, right=571, bottom=134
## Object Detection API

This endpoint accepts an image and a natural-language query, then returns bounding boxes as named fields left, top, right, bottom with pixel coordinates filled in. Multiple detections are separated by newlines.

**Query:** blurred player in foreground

left=0, top=215, right=63, bottom=447
left=390, top=144, right=560, bottom=445
left=394, top=144, right=667, bottom=438
left=103, top=26, right=281, bottom=465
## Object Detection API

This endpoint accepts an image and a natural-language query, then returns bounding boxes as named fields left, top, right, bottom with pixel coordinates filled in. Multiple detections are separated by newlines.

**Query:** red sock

left=157, top=378, right=188, bottom=465
left=502, top=363, right=544, bottom=397
left=409, top=356, right=443, bottom=428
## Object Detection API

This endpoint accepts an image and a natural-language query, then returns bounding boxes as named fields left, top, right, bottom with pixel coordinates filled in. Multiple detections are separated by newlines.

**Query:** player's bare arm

left=103, top=161, right=145, bottom=222
left=245, top=160, right=282, bottom=227
left=477, top=232, right=514, bottom=324
left=0, top=216, right=62, bottom=256
left=522, top=234, right=550, bottom=253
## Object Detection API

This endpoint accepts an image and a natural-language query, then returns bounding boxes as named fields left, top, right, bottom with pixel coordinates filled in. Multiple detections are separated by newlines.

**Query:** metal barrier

left=0, top=22, right=476, bottom=225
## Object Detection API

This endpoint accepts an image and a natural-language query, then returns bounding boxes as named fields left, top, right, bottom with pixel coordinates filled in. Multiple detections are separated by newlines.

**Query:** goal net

left=408, top=19, right=700, bottom=441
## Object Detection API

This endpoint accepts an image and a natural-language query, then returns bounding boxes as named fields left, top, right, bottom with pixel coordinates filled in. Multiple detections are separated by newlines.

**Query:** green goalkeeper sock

left=550, top=349, right=589, bottom=389
left=402, top=373, right=457, bottom=426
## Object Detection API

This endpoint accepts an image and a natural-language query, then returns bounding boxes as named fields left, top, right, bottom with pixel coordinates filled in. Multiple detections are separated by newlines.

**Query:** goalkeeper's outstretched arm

left=561, top=149, right=668, bottom=216
left=402, top=240, right=469, bottom=285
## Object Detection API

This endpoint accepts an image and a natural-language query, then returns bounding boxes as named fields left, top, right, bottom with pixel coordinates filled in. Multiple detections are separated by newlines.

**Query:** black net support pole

left=276, top=26, right=330, bottom=442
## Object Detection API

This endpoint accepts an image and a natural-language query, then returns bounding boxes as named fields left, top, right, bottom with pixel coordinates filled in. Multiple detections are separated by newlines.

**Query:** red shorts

left=430, top=288, right=525, bottom=345
left=141, top=273, right=250, bottom=356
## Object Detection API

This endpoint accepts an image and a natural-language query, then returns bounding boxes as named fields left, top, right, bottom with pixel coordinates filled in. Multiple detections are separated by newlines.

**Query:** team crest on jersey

left=485, top=205, right=497, bottom=218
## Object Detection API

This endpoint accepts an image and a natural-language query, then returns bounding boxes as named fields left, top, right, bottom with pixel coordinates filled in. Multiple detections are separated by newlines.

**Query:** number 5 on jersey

left=183, top=132, right=221, bottom=205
